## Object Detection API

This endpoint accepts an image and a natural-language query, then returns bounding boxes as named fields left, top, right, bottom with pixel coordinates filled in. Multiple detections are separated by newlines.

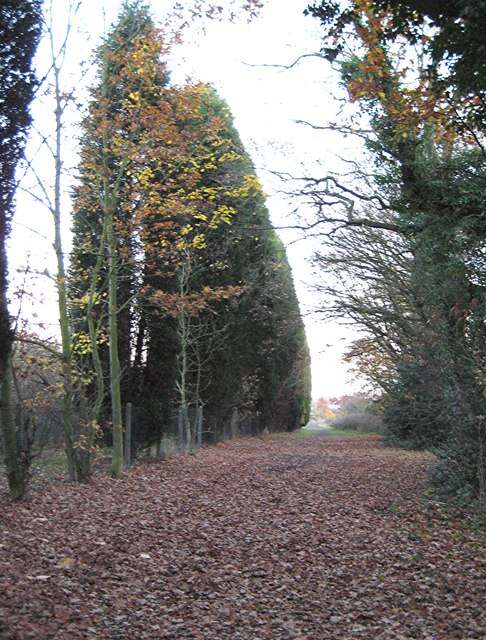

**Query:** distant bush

left=330, top=412, right=384, bottom=433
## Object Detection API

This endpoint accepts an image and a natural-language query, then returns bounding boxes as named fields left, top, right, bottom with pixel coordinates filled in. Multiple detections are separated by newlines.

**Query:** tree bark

left=106, top=199, right=124, bottom=477
left=0, top=191, right=22, bottom=499
left=52, top=52, right=78, bottom=481
left=1, top=362, right=26, bottom=500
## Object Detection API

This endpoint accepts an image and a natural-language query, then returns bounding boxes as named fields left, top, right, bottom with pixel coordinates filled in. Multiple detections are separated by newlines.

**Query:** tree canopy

left=68, top=1, right=310, bottom=465
left=303, top=0, right=485, bottom=497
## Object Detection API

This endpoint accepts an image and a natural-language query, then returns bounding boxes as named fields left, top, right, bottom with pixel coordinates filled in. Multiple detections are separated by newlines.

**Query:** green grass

left=32, top=449, right=67, bottom=476
left=469, top=511, right=486, bottom=533
left=292, top=426, right=380, bottom=439
left=327, top=428, right=379, bottom=437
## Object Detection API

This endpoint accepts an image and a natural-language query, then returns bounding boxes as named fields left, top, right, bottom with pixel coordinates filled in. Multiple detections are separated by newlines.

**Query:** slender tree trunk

left=177, top=264, right=192, bottom=451
left=52, top=60, right=78, bottom=480
left=78, top=223, right=108, bottom=480
left=131, top=308, right=146, bottom=396
left=98, top=56, right=124, bottom=478
left=0, top=204, right=24, bottom=499
left=106, top=200, right=124, bottom=477
left=0, top=360, right=26, bottom=500
left=195, top=361, right=203, bottom=449
left=177, top=407, right=184, bottom=452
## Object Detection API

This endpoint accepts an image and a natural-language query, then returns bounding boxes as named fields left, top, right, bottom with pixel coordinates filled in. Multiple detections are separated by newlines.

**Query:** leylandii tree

left=137, top=84, right=278, bottom=448
left=70, top=1, right=167, bottom=476
left=70, top=3, right=259, bottom=469
left=0, top=0, right=42, bottom=500
left=134, top=87, right=311, bottom=445
left=71, top=2, right=311, bottom=454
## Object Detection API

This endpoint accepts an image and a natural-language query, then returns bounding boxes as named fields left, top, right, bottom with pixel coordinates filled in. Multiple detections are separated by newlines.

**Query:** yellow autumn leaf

left=58, top=556, right=75, bottom=569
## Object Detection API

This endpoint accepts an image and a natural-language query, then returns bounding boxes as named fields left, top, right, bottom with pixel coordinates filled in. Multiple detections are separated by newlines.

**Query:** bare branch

left=15, top=336, right=62, bottom=359
left=242, top=52, right=327, bottom=70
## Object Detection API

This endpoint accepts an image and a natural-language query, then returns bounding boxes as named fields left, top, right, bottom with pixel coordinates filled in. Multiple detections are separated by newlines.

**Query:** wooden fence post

left=177, top=407, right=184, bottom=452
left=230, top=407, right=239, bottom=439
left=196, top=404, right=203, bottom=449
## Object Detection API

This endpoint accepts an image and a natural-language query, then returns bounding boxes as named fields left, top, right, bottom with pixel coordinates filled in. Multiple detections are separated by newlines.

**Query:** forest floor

left=0, top=432, right=484, bottom=639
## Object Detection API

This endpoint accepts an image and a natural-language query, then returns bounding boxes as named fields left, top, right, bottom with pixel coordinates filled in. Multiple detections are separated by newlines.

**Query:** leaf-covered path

left=1, top=435, right=484, bottom=639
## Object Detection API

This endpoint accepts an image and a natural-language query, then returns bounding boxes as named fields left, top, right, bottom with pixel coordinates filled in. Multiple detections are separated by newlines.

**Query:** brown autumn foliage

left=344, top=0, right=475, bottom=146
left=0, top=433, right=484, bottom=639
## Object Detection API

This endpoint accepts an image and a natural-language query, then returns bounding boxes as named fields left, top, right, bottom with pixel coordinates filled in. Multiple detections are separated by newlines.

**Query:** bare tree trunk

left=0, top=362, right=26, bottom=500
left=106, top=198, right=124, bottom=477
left=78, top=223, right=108, bottom=481
left=51, top=43, right=78, bottom=481
left=177, top=407, right=184, bottom=452
left=0, top=218, right=22, bottom=499
left=177, top=260, right=192, bottom=451
left=183, top=403, right=191, bottom=451
left=98, top=55, right=124, bottom=478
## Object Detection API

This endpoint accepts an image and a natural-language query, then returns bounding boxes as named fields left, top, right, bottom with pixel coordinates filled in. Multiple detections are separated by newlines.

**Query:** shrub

left=330, top=412, right=384, bottom=433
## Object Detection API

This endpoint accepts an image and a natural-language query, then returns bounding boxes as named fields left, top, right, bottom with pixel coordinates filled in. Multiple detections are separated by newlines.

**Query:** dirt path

left=0, top=434, right=484, bottom=639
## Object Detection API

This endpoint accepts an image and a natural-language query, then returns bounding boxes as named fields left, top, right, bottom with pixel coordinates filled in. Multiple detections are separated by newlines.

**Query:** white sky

left=10, top=0, right=364, bottom=400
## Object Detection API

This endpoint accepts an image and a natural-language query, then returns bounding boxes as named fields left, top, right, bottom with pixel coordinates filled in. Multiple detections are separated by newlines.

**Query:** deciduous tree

left=302, top=0, right=485, bottom=497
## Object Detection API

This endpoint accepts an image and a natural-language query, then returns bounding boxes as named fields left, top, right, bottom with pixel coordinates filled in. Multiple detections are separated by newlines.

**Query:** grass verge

left=292, top=426, right=380, bottom=439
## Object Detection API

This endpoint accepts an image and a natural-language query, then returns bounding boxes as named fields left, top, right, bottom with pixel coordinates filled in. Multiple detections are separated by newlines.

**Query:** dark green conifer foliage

left=70, top=2, right=311, bottom=449
left=0, top=0, right=42, bottom=499
left=69, top=1, right=170, bottom=428
left=70, top=34, right=310, bottom=447
left=191, top=90, right=311, bottom=436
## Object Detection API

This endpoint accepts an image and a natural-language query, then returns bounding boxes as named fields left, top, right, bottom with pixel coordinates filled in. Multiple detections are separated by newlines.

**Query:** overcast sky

left=11, top=0, right=363, bottom=400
